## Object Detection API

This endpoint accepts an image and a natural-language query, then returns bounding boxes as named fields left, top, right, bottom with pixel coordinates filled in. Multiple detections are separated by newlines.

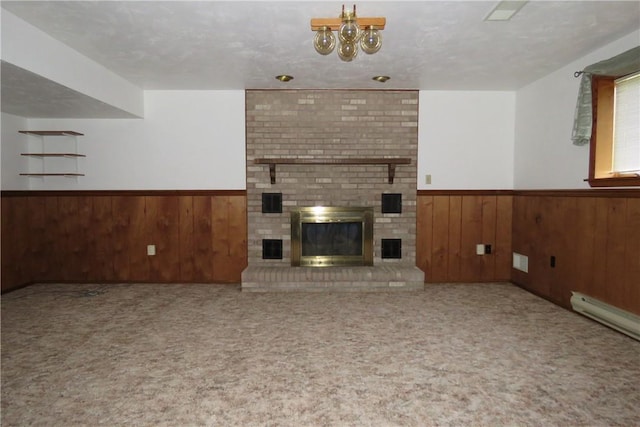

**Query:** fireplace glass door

left=291, top=206, right=373, bottom=267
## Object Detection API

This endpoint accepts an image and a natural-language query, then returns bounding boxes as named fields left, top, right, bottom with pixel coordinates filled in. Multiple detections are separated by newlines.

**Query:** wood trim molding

left=1, top=189, right=247, bottom=197
left=585, top=176, right=640, bottom=187
left=417, top=189, right=640, bottom=198
left=418, top=190, right=513, bottom=196
left=511, top=189, right=640, bottom=198
left=7, top=189, right=634, bottom=198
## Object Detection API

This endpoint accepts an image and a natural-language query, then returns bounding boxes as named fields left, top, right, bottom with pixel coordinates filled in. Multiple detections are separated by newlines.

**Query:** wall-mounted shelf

left=19, top=130, right=84, bottom=137
left=19, top=173, right=84, bottom=177
left=254, top=157, right=411, bottom=184
left=19, top=130, right=85, bottom=178
left=21, top=153, right=86, bottom=158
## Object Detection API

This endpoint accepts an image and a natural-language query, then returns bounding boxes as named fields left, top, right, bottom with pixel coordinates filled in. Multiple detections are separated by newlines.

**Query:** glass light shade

left=360, top=27, right=381, bottom=54
left=338, top=41, right=358, bottom=62
left=313, top=27, right=336, bottom=55
left=339, top=20, right=360, bottom=43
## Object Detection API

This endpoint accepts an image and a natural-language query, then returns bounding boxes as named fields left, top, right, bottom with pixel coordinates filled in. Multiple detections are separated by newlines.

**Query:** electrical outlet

left=550, top=255, right=556, bottom=268
left=147, top=244, right=156, bottom=256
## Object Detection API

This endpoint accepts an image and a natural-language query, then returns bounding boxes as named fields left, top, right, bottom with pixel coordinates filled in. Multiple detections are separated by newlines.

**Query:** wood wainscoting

left=1, top=191, right=247, bottom=292
left=511, top=189, right=640, bottom=315
left=4, top=189, right=638, bottom=316
left=417, top=191, right=513, bottom=283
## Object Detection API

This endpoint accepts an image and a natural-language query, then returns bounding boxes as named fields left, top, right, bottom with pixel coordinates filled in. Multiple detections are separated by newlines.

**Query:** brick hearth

left=242, top=266, right=425, bottom=292
left=242, top=90, right=424, bottom=291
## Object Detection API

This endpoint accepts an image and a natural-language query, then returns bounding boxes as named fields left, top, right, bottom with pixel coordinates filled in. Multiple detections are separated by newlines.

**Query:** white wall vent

left=512, top=252, right=528, bottom=273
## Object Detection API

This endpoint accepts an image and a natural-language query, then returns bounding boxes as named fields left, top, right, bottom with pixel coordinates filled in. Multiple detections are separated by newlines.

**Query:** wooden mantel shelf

left=254, top=157, right=411, bottom=184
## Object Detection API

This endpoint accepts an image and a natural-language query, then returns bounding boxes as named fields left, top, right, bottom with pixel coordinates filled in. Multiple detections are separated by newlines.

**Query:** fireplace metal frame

left=291, top=206, right=374, bottom=267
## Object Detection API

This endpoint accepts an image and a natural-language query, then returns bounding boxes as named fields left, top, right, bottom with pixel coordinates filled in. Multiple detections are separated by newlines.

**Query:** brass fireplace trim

left=291, top=206, right=374, bottom=267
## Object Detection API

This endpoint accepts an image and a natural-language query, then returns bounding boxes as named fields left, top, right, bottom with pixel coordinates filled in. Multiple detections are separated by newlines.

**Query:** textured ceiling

left=1, top=1, right=639, bottom=117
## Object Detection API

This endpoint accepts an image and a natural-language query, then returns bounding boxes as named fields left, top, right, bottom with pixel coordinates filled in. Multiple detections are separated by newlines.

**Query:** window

left=613, top=72, right=640, bottom=173
left=588, top=72, right=640, bottom=187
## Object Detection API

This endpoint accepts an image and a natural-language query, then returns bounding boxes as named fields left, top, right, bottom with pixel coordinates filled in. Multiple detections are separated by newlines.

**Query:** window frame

left=587, top=75, right=640, bottom=187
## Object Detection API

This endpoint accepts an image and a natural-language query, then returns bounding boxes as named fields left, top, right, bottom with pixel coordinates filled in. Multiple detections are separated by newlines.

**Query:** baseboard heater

left=571, top=292, right=640, bottom=341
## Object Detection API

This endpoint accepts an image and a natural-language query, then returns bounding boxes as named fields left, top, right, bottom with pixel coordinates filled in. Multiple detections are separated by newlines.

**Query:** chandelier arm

left=311, top=17, right=385, bottom=31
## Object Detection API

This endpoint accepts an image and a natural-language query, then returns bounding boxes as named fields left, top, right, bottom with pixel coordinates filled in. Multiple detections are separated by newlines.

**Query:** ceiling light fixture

left=275, top=75, right=294, bottom=82
left=372, top=76, right=390, bottom=83
left=311, top=4, right=386, bottom=62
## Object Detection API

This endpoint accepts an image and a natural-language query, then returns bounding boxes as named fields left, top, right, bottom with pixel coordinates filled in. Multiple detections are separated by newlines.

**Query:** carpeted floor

left=1, top=282, right=639, bottom=426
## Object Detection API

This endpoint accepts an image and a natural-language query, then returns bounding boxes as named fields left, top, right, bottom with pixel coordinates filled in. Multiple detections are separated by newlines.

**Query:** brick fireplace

left=241, top=90, right=424, bottom=291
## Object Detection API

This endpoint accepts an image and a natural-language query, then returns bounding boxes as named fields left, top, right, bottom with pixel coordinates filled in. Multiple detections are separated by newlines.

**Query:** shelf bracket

left=268, top=163, right=276, bottom=185
left=388, top=163, right=396, bottom=184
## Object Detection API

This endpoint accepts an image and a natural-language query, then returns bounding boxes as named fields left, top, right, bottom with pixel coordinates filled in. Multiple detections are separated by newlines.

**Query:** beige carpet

left=2, top=282, right=639, bottom=426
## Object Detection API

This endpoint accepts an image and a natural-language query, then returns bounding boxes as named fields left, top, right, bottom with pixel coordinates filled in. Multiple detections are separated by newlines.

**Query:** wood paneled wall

left=512, top=190, right=640, bottom=315
left=4, top=189, right=638, bottom=316
left=416, top=191, right=513, bottom=283
left=1, top=191, right=247, bottom=292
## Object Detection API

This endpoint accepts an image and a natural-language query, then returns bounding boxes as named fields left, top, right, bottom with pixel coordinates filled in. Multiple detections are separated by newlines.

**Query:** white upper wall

left=1, top=113, right=29, bottom=190
left=514, top=29, right=640, bottom=189
left=1, top=10, right=144, bottom=118
left=2, top=91, right=246, bottom=190
left=5, top=88, right=516, bottom=191
left=418, top=91, right=515, bottom=190
left=4, top=29, right=637, bottom=192
left=4, top=89, right=517, bottom=191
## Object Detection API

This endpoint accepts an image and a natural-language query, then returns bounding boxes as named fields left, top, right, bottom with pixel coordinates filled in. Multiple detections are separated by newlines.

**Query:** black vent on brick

left=381, top=193, right=402, bottom=214
left=262, top=239, right=283, bottom=259
left=262, top=193, right=283, bottom=213
left=381, top=239, right=402, bottom=259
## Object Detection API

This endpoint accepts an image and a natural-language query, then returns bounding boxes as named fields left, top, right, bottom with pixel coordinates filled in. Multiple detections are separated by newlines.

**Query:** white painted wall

left=1, top=91, right=246, bottom=190
left=7, top=28, right=636, bottom=193
left=417, top=91, right=515, bottom=190
left=514, top=29, right=640, bottom=189
left=1, top=113, right=30, bottom=190
left=5, top=89, right=516, bottom=192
